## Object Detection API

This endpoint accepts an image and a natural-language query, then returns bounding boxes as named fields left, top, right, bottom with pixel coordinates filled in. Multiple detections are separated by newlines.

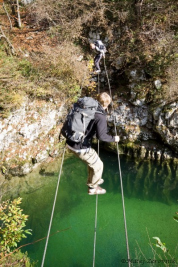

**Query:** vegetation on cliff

left=0, top=0, right=178, bottom=117
left=0, top=197, right=33, bottom=266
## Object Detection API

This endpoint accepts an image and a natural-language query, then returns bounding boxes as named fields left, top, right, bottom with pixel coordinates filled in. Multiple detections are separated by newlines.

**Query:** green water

left=19, top=149, right=178, bottom=267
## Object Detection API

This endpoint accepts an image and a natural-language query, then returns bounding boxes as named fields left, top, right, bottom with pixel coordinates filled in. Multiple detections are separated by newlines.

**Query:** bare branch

left=16, top=0, right=22, bottom=28
left=3, top=3, right=13, bottom=29
left=0, top=26, right=16, bottom=55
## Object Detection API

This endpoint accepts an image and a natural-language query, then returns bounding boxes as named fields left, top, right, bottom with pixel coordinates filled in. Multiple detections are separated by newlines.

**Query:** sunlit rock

left=154, top=80, right=162, bottom=89
left=154, top=102, right=178, bottom=153
left=0, top=99, right=64, bottom=176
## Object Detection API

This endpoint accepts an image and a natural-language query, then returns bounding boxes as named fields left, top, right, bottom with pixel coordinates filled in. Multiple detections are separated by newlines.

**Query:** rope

left=41, top=145, right=66, bottom=267
left=92, top=72, right=100, bottom=267
left=97, top=72, right=100, bottom=94
left=103, top=57, right=113, bottom=109
left=103, top=58, right=131, bottom=267
left=114, top=121, right=131, bottom=267
left=93, top=193, right=98, bottom=267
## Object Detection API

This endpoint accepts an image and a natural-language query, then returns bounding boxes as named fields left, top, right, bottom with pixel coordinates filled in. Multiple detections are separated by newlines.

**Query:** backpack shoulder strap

left=94, top=40, right=106, bottom=53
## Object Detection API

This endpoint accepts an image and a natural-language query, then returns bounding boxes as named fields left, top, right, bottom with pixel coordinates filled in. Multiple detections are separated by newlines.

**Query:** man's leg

left=94, top=53, right=103, bottom=71
left=79, top=148, right=103, bottom=188
left=87, top=165, right=94, bottom=185
left=70, top=148, right=103, bottom=188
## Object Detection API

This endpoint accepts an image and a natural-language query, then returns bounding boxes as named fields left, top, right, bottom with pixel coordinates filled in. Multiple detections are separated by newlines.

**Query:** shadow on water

left=102, top=149, right=178, bottom=205
left=15, top=149, right=178, bottom=266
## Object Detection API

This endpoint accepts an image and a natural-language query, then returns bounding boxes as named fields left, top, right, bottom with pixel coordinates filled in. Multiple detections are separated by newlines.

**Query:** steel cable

left=92, top=72, right=100, bottom=267
left=41, top=145, right=66, bottom=267
left=103, top=57, right=131, bottom=267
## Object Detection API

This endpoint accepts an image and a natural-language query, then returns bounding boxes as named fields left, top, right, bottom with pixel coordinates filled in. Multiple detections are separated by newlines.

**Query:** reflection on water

left=6, top=149, right=178, bottom=266
left=112, top=156, right=178, bottom=205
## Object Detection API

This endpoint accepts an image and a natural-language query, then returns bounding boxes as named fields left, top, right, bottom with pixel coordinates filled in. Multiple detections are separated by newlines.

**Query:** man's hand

left=115, top=136, right=120, bottom=142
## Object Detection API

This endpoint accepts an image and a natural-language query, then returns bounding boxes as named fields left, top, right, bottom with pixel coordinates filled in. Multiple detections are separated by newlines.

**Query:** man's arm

left=95, top=113, right=119, bottom=142
left=95, top=46, right=105, bottom=58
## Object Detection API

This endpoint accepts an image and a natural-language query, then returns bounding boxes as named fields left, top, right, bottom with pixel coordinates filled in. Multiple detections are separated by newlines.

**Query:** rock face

left=0, top=99, right=65, bottom=177
left=107, top=96, right=178, bottom=161
left=87, top=31, right=177, bottom=158
left=108, top=98, right=151, bottom=142
left=89, top=57, right=178, bottom=160
left=0, top=94, right=177, bottom=178
left=154, top=102, right=178, bottom=153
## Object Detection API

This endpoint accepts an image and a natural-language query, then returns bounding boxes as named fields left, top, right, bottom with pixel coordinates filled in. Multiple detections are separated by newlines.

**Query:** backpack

left=95, top=40, right=107, bottom=52
left=61, top=97, right=98, bottom=143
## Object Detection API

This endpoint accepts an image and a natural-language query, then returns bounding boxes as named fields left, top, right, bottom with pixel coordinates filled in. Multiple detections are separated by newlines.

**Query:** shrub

left=0, top=197, right=32, bottom=254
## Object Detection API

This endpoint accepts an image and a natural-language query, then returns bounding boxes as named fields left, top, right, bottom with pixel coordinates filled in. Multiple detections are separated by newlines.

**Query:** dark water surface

left=19, top=149, right=178, bottom=266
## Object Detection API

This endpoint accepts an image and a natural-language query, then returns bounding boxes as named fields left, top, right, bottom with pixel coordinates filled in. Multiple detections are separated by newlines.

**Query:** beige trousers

left=69, top=147, right=103, bottom=188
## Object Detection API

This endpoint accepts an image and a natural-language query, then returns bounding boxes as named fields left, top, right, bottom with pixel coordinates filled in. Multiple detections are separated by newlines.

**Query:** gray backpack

left=95, top=40, right=107, bottom=53
left=61, top=97, right=98, bottom=143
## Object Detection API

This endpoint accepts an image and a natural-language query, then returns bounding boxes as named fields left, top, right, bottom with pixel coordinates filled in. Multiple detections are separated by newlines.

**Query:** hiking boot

left=88, top=186, right=106, bottom=195
left=98, top=178, right=104, bottom=185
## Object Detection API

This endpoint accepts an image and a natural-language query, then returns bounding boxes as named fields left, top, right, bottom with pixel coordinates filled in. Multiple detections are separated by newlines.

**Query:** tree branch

left=3, top=3, right=13, bottom=29
left=16, top=0, right=22, bottom=28
left=0, top=26, right=16, bottom=55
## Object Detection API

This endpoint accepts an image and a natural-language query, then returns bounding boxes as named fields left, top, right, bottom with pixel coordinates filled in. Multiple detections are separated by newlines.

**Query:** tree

left=7, top=0, right=22, bottom=28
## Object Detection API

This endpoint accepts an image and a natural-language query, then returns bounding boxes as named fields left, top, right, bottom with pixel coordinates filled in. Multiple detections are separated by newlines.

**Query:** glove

left=115, top=136, right=120, bottom=142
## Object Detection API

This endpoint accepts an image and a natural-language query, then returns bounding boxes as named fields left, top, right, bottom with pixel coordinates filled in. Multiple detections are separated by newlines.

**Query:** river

left=3, top=148, right=178, bottom=266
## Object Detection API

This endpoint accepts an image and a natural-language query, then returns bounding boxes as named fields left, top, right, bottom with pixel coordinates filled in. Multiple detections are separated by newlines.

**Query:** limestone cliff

left=0, top=0, right=177, bottom=178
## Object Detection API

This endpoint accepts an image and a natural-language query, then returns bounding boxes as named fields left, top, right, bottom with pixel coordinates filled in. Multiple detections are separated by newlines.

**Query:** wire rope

left=92, top=193, right=98, bottom=267
left=41, top=145, right=66, bottom=267
left=103, top=58, right=131, bottom=267
left=92, top=71, right=100, bottom=267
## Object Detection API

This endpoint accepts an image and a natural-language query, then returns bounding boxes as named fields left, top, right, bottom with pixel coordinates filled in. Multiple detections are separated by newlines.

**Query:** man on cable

left=65, top=92, right=120, bottom=195
left=90, top=40, right=107, bottom=74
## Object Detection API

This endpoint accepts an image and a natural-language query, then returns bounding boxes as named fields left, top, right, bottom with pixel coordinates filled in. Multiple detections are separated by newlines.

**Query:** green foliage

left=0, top=250, right=33, bottom=266
left=0, top=0, right=178, bottom=116
left=0, top=197, right=32, bottom=254
left=0, top=88, right=24, bottom=113
left=0, top=42, right=88, bottom=117
left=18, top=59, right=38, bottom=78
left=68, top=84, right=81, bottom=102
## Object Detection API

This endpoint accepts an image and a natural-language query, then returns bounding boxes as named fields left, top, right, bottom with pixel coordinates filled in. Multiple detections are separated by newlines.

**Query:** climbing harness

left=103, top=57, right=131, bottom=267
left=41, top=145, right=66, bottom=267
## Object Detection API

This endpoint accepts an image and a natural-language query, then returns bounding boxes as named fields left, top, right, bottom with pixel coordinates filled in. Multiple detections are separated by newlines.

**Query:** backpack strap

left=94, top=40, right=106, bottom=53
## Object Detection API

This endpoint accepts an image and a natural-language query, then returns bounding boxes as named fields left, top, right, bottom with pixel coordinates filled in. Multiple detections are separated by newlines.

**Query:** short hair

left=97, top=92, right=111, bottom=106
left=90, top=43, right=95, bottom=49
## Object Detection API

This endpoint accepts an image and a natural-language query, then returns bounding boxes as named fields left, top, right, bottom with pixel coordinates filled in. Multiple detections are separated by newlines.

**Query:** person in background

left=67, top=92, right=120, bottom=195
left=90, top=40, right=107, bottom=74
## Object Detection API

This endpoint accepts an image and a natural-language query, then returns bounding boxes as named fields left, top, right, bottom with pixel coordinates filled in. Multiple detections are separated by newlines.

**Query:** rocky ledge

left=0, top=96, right=177, bottom=179
left=0, top=98, right=65, bottom=179
left=107, top=97, right=178, bottom=162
